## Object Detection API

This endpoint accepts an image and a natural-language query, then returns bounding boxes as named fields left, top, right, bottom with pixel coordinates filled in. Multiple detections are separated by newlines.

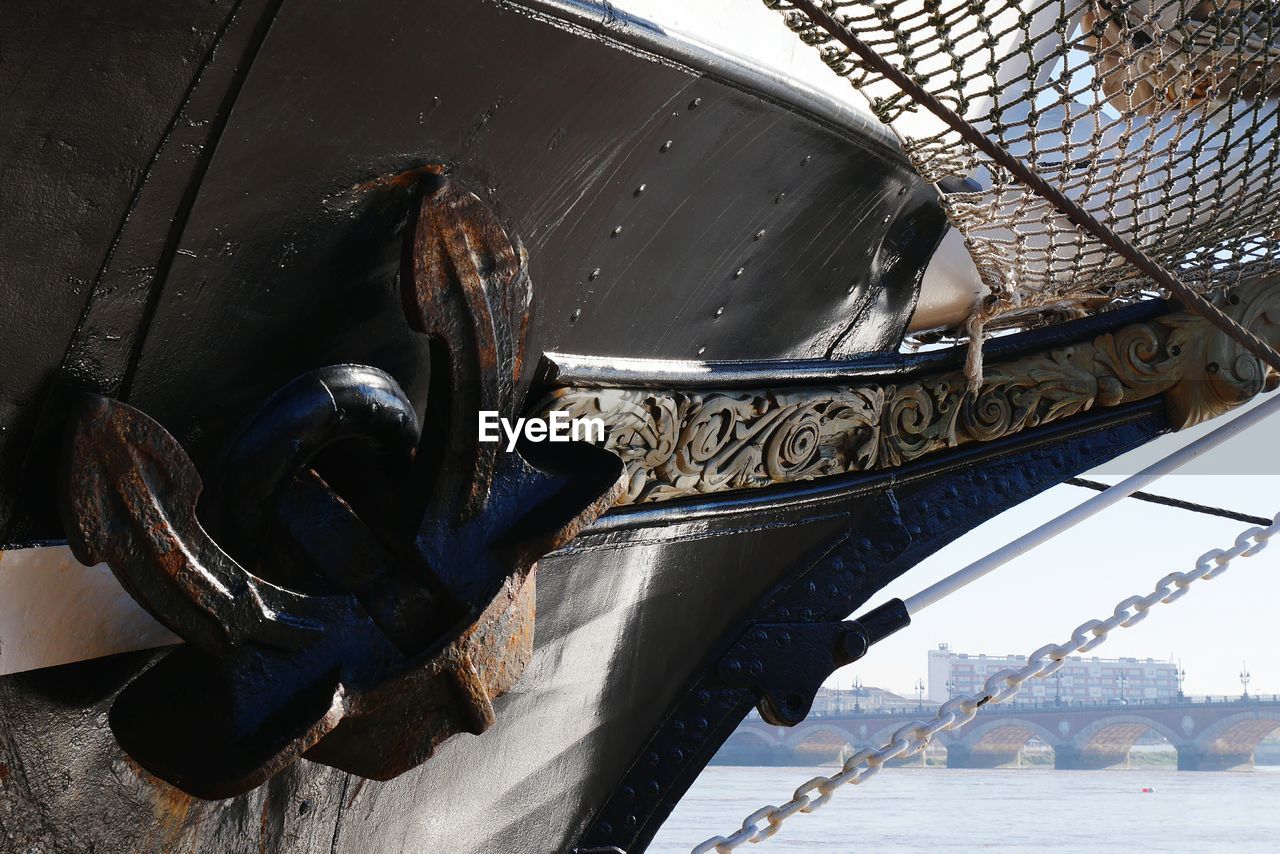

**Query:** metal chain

left=691, top=511, right=1280, bottom=853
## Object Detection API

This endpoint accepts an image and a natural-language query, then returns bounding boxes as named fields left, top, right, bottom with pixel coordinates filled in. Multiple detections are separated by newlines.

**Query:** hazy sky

left=831, top=395, right=1279, bottom=699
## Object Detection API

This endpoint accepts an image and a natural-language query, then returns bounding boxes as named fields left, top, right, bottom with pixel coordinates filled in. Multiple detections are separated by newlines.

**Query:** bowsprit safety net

left=766, top=1, right=1280, bottom=344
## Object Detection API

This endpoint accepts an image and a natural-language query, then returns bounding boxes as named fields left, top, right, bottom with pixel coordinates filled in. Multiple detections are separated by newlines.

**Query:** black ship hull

left=0, top=1, right=1216, bottom=851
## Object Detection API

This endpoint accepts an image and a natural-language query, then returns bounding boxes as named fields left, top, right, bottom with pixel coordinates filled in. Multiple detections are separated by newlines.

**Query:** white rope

left=691, top=511, right=1280, bottom=853
left=905, top=392, right=1280, bottom=614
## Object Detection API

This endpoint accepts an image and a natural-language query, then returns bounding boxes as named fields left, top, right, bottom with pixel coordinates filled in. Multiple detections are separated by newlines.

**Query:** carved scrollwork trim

left=540, top=277, right=1280, bottom=506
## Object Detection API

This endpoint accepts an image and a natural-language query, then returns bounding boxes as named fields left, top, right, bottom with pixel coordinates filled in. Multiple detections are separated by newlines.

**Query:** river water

left=650, top=765, right=1280, bottom=852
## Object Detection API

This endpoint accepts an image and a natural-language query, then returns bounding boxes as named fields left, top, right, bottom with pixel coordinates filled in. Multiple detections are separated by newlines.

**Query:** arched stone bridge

left=722, top=697, right=1280, bottom=771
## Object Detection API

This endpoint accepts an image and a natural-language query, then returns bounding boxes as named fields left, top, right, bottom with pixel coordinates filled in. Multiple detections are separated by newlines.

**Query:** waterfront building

left=927, top=643, right=1180, bottom=704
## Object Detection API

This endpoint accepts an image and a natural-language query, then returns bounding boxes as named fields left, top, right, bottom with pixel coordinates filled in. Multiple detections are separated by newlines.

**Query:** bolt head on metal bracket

left=716, top=598, right=909, bottom=727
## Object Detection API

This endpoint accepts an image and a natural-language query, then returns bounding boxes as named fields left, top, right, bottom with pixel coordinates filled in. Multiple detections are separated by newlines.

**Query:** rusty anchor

left=60, top=174, right=623, bottom=798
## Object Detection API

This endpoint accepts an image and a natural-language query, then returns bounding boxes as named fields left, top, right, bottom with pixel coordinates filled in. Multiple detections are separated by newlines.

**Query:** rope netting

left=767, top=0, right=1280, bottom=340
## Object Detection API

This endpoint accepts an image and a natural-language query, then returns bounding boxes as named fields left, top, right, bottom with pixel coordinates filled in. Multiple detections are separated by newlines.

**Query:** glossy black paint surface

left=0, top=2, right=1176, bottom=853
left=1, top=0, right=944, bottom=542
left=540, top=298, right=1171, bottom=389
left=0, top=0, right=243, bottom=539
left=125, top=0, right=941, bottom=461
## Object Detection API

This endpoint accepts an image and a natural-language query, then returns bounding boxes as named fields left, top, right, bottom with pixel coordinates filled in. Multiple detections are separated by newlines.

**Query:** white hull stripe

left=0, top=546, right=177, bottom=676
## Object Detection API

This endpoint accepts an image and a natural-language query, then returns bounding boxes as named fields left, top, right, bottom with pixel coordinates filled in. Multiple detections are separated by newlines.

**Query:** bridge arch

left=1058, top=713, right=1181, bottom=770
left=716, top=727, right=782, bottom=765
left=783, top=723, right=854, bottom=766
left=1073, top=713, right=1182, bottom=751
left=1183, top=709, right=1280, bottom=770
left=959, top=716, right=1060, bottom=750
left=947, top=717, right=1059, bottom=769
left=1196, top=709, right=1280, bottom=748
